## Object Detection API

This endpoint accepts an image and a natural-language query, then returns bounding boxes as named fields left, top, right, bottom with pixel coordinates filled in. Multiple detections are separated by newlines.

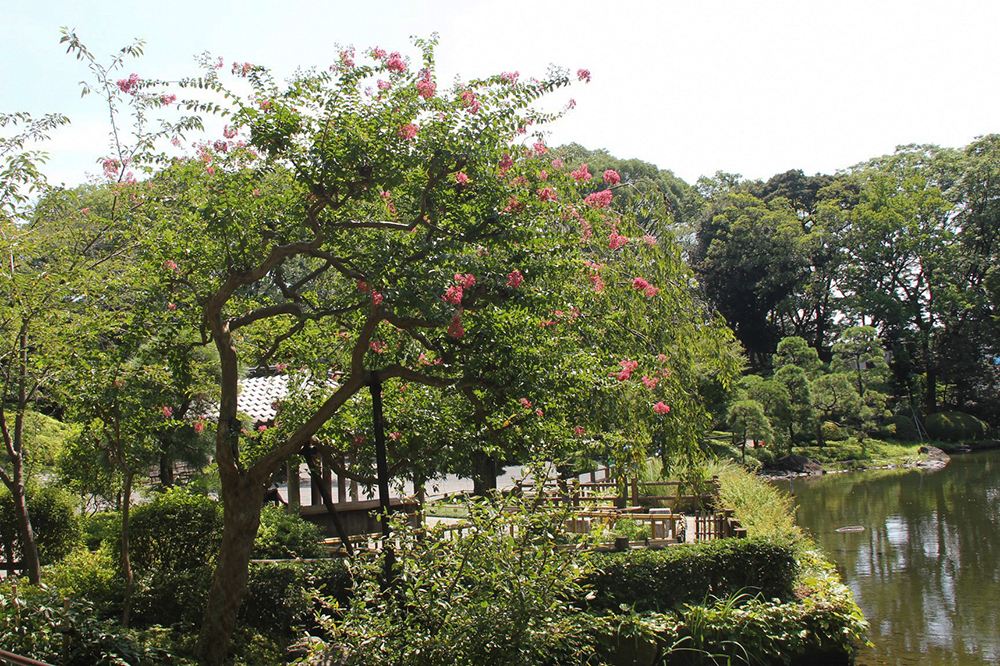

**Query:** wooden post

left=338, top=454, right=347, bottom=503
left=286, top=459, right=300, bottom=511
left=311, top=458, right=323, bottom=506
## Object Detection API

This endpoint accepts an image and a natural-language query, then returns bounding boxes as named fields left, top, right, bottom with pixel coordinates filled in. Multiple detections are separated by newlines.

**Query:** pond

left=778, top=450, right=1000, bottom=666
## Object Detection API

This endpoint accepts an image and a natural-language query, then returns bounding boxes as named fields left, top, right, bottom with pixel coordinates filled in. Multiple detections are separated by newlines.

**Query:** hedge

left=925, top=411, right=990, bottom=442
left=581, top=537, right=797, bottom=613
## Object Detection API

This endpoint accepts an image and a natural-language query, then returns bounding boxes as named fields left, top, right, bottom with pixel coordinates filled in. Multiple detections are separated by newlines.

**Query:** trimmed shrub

left=254, top=505, right=325, bottom=559
left=925, top=411, right=990, bottom=442
left=879, top=415, right=919, bottom=441
left=0, top=484, right=81, bottom=565
left=581, top=538, right=797, bottom=612
left=126, top=487, right=223, bottom=573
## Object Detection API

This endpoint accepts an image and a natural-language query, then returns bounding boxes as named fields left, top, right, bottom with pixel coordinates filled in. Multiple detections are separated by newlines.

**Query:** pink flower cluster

left=103, top=158, right=122, bottom=179
left=399, top=123, right=419, bottom=140
left=338, top=48, right=356, bottom=69
left=231, top=62, right=253, bottom=77
left=643, top=234, right=657, bottom=247
left=386, top=52, right=406, bottom=73
left=536, top=187, right=557, bottom=202
left=116, top=73, right=140, bottom=95
left=642, top=376, right=659, bottom=390
left=577, top=68, right=592, bottom=83
left=499, top=153, right=514, bottom=170
left=520, top=398, right=532, bottom=409
left=608, top=226, right=627, bottom=250
left=584, top=260, right=605, bottom=293
left=585, top=190, right=613, bottom=208
left=194, top=421, right=207, bottom=434
left=447, top=313, right=465, bottom=338
left=653, top=401, right=671, bottom=415
left=616, top=359, right=639, bottom=382
left=503, top=197, right=526, bottom=214
left=223, top=125, right=238, bottom=139
left=455, top=172, right=470, bottom=185
left=442, top=285, right=463, bottom=305
left=369, top=340, right=387, bottom=354
left=501, top=71, right=519, bottom=84
left=461, top=90, right=482, bottom=114
left=551, top=158, right=564, bottom=169
left=570, top=163, right=592, bottom=182
left=603, top=169, right=621, bottom=185
left=533, top=141, right=547, bottom=156
left=632, top=276, right=659, bottom=297
left=442, top=273, right=475, bottom=306
left=160, top=94, right=177, bottom=106
left=506, top=269, right=524, bottom=288
left=573, top=426, right=586, bottom=438
left=416, top=69, right=436, bottom=99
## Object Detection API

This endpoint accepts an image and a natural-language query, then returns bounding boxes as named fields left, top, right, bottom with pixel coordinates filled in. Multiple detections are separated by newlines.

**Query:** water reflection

left=781, top=451, right=1000, bottom=666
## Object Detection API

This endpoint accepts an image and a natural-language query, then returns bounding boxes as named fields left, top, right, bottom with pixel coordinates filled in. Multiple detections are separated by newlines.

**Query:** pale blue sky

left=4, top=0, right=999, bottom=186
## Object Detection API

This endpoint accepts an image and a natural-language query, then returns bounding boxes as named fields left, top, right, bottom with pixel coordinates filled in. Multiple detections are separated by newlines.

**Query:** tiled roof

left=237, top=374, right=289, bottom=423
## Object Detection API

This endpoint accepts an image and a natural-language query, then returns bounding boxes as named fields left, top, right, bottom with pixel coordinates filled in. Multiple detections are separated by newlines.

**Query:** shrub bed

left=581, top=538, right=797, bottom=613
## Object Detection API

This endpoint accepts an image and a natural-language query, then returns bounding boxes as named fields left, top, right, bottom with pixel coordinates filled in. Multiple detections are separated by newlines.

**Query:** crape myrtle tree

left=71, top=38, right=739, bottom=663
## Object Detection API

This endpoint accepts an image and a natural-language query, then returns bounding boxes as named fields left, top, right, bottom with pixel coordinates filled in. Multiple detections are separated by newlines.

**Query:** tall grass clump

left=716, top=464, right=803, bottom=547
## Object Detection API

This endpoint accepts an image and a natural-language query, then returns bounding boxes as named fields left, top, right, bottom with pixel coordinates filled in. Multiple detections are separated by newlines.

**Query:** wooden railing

left=0, top=648, right=56, bottom=666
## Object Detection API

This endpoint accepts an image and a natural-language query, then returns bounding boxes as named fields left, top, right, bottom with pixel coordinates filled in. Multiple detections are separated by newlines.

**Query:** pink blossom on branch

left=442, top=285, right=463, bottom=306
left=608, top=227, right=627, bottom=250
left=632, top=277, right=650, bottom=291
left=398, top=123, right=419, bottom=140
left=536, top=187, right=557, bottom=202
left=416, top=72, right=436, bottom=99
left=603, top=169, right=621, bottom=185
left=370, top=340, right=387, bottom=354
left=585, top=190, right=613, bottom=208
left=616, top=359, right=639, bottom=382
left=570, top=163, right=592, bottom=183
left=461, top=90, right=482, bottom=114
left=501, top=71, right=519, bottom=84
left=455, top=171, right=470, bottom=185
left=642, top=376, right=659, bottom=390
left=386, top=52, right=406, bottom=73
left=520, top=398, right=532, bottom=409
left=116, top=73, right=140, bottom=95
left=577, top=68, right=592, bottom=83
left=573, top=426, right=586, bottom=438
left=455, top=273, right=476, bottom=290
left=653, top=401, right=671, bottom=415
left=447, top=313, right=465, bottom=338
left=194, top=421, right=207, bottom=434
left=644, top=285, right=659, bottom=297
left=643, top=234, right=657, bottom=247
left=506, top=270, right=524, bottom=288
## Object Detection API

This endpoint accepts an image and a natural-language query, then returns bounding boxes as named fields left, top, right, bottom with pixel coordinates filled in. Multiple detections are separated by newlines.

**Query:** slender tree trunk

left=7, top=469, right=41, bottom=584
left=120, top=468, right=135, bottom=627
left=197, top=476, right=264, bottom=666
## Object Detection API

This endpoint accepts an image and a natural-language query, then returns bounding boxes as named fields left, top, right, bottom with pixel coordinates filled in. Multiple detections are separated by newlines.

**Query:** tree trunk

left=159, top=452, right=174, bottom=487
left=7, top=469, right=41, bottom=584
left=120, top=468, right=135, bottom=627
left=196, top=476, right=264, bottom=666
left=471, top=450, right=497, bottom=497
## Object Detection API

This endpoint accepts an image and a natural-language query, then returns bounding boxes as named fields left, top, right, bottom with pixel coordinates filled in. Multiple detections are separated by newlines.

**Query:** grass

left=794, top=437, right=925, bottom=468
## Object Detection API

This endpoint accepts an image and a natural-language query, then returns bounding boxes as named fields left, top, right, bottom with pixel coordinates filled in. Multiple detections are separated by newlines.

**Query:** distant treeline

left=554, top=139, right=1000, bottom=424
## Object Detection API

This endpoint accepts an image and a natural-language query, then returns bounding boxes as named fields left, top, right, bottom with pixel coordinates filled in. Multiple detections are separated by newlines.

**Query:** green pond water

left=778, top=450, right=1000, bottom=665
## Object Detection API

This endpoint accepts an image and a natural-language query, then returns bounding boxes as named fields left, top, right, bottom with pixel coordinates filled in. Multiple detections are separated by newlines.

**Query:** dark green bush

left=925, top=411, right=990, bottom=442
left=131, top=567, right=214, bottom=629
left=126, top=487, right=223, bottom=573
left=240, top=559, right=351, bottom=635
left=253, top=504, right=325, bottom=559
left=0, top=484, right=81, bottom=565
left=581, top=538, right=797, bottom=612
left=878, top=415, right=919, bottom=441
